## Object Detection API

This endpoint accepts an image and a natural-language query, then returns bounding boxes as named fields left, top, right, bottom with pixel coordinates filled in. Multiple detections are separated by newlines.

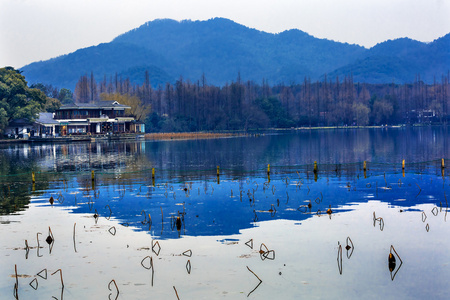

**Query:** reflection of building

left=54, top=101, right=144, bottom=136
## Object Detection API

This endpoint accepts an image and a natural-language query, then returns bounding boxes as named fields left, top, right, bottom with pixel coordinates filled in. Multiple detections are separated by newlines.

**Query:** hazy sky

left=1, top=0, right=449, bottom=68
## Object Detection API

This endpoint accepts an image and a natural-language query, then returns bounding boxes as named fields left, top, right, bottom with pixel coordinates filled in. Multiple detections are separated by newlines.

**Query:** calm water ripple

left=1, top=128, right=449, bottom=299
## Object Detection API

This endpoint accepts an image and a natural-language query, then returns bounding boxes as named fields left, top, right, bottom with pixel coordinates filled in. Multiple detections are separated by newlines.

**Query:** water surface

left=0, top=127, right=449, bottom=299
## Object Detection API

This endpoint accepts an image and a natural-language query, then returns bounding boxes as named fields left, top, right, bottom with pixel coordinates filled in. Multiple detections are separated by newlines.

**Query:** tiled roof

left=35, top=113, right=59, bottom=125
left=59, top=100, right=130, bottom=110
left=9, top=118, right=32, bottom=126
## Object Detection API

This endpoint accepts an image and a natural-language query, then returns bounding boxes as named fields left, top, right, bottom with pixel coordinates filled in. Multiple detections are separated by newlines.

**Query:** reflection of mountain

left=2, top=127, right=450, bottom=219
left=36, top=169, right=448, bottom=239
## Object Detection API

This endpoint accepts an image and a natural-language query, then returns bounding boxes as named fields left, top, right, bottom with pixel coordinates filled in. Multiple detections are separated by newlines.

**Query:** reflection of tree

left=1, top=128, right=449, bottom=215
left=0, top=183, right=30, bottom=215
left=0, top=148, right=66, bottom=214
left=0, top=177, right=56, bottom=215
left=0, top=141, right=153, bottom=213
left=143, top=128, right=450, bottom=181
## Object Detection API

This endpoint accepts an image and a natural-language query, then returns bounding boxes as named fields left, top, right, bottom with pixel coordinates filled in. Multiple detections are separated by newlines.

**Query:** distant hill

left=327, top=35, right=450, bottom=83
left=20, top=18, right=449, bottom=90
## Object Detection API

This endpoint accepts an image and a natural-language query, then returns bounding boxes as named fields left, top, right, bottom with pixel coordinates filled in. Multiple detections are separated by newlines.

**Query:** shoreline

left=144, top=132, right=244, bottom=140
left=0, top=124, right=447, bottom=144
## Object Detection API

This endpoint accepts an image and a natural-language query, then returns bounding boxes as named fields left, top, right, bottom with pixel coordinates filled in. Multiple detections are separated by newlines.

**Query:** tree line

left=0, top=67, right=68, bottom=134
left=2, top=65, right=449, bottom=134
left=72, top=71, right=450, bottom=131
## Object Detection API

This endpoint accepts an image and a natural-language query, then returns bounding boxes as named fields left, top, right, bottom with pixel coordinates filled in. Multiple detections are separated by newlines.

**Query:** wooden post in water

left=313, top=161, right=318, bottom=182
left=402, top=159, right=405, bottom=177
left=91, top=170, right=95, bottom=189
left=441, top=158, right=445, bottom=169
left=363, top=161, right=367, bottom=179
left=217, top=166, right=220, bottom=184
left=152, top=168, right=155, bottom=186
left=32, top=172, right=35, bottom=183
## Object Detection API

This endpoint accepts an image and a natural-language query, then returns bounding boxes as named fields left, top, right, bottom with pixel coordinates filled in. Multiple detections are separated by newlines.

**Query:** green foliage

left=58, top=88, right=73, bottom=104
left=0, top=108, right=8, bottom=130
left=255, top=96, right=293, bottom=128
left=0, top=67, right=51, bottom=132
left=44, top=98, right=62, bottom=112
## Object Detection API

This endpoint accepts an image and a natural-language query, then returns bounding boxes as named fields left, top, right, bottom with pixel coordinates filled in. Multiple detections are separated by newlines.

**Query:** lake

left=1, top=127, right=449, bottom=299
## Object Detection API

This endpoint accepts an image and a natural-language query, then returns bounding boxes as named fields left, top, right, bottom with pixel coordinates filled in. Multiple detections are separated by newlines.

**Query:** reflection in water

left=1, top=126, right=449, bottom=176
left=1, top=128, right=450, bottom=299
left=29, top=169, right=445, bottom=239
left=1, top=195, right=448, bottom=299
left=389, top=245, right=403, bottom=281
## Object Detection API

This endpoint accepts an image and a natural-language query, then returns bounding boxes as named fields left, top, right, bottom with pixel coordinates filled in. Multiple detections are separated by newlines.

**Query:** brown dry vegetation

left=145, top=132, right=243, bottom=140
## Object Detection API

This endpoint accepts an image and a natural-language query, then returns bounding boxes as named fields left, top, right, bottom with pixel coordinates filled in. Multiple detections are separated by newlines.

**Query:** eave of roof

left=58, top=100, right=130, bottom=110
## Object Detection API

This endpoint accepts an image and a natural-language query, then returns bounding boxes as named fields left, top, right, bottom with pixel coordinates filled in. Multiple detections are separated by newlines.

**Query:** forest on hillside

left=46, top=71, right=450, bottom=132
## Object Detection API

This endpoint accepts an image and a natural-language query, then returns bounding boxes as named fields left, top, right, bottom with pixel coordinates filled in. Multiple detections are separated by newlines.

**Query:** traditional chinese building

left=53, top=100, right=144, bottom=136
left=3, top=100, right=145, bottom=139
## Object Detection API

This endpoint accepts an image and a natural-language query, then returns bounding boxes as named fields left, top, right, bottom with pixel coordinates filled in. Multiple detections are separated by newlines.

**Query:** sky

left=1, top=0, right=449, bottom=69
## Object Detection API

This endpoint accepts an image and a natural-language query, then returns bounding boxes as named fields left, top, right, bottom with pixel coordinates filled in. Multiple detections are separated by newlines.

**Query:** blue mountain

left=20, top=18, right=449, bottom=90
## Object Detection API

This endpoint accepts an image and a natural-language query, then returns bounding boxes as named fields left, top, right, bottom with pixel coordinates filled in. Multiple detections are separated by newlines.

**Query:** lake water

left=1, top=127, right=449, bottom=299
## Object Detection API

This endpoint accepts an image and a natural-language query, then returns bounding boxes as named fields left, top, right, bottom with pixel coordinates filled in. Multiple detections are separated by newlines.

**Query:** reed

left=37, top=232, right=42, bottom=257
left=51, top=269, right=64, bottom=288
left=337, top=243, right=343, bottom=275
left=29, top=278, right=38, bottom=290
left=108, top=279, right=119, bottom=300
left=173, top=286, right=180, bottom=300
left=145, top=132, right=241, bottom=140
left=14, top=264, right=18, bottom=300
left=186, top=260, right=191, bottom=274
left=246, top=266, right=262, bottom=297
left=73, top=223, right=77, bottom=252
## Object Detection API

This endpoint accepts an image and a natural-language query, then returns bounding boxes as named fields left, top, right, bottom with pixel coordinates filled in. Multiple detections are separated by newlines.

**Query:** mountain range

left=20, top=18, right=450, bottom=90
